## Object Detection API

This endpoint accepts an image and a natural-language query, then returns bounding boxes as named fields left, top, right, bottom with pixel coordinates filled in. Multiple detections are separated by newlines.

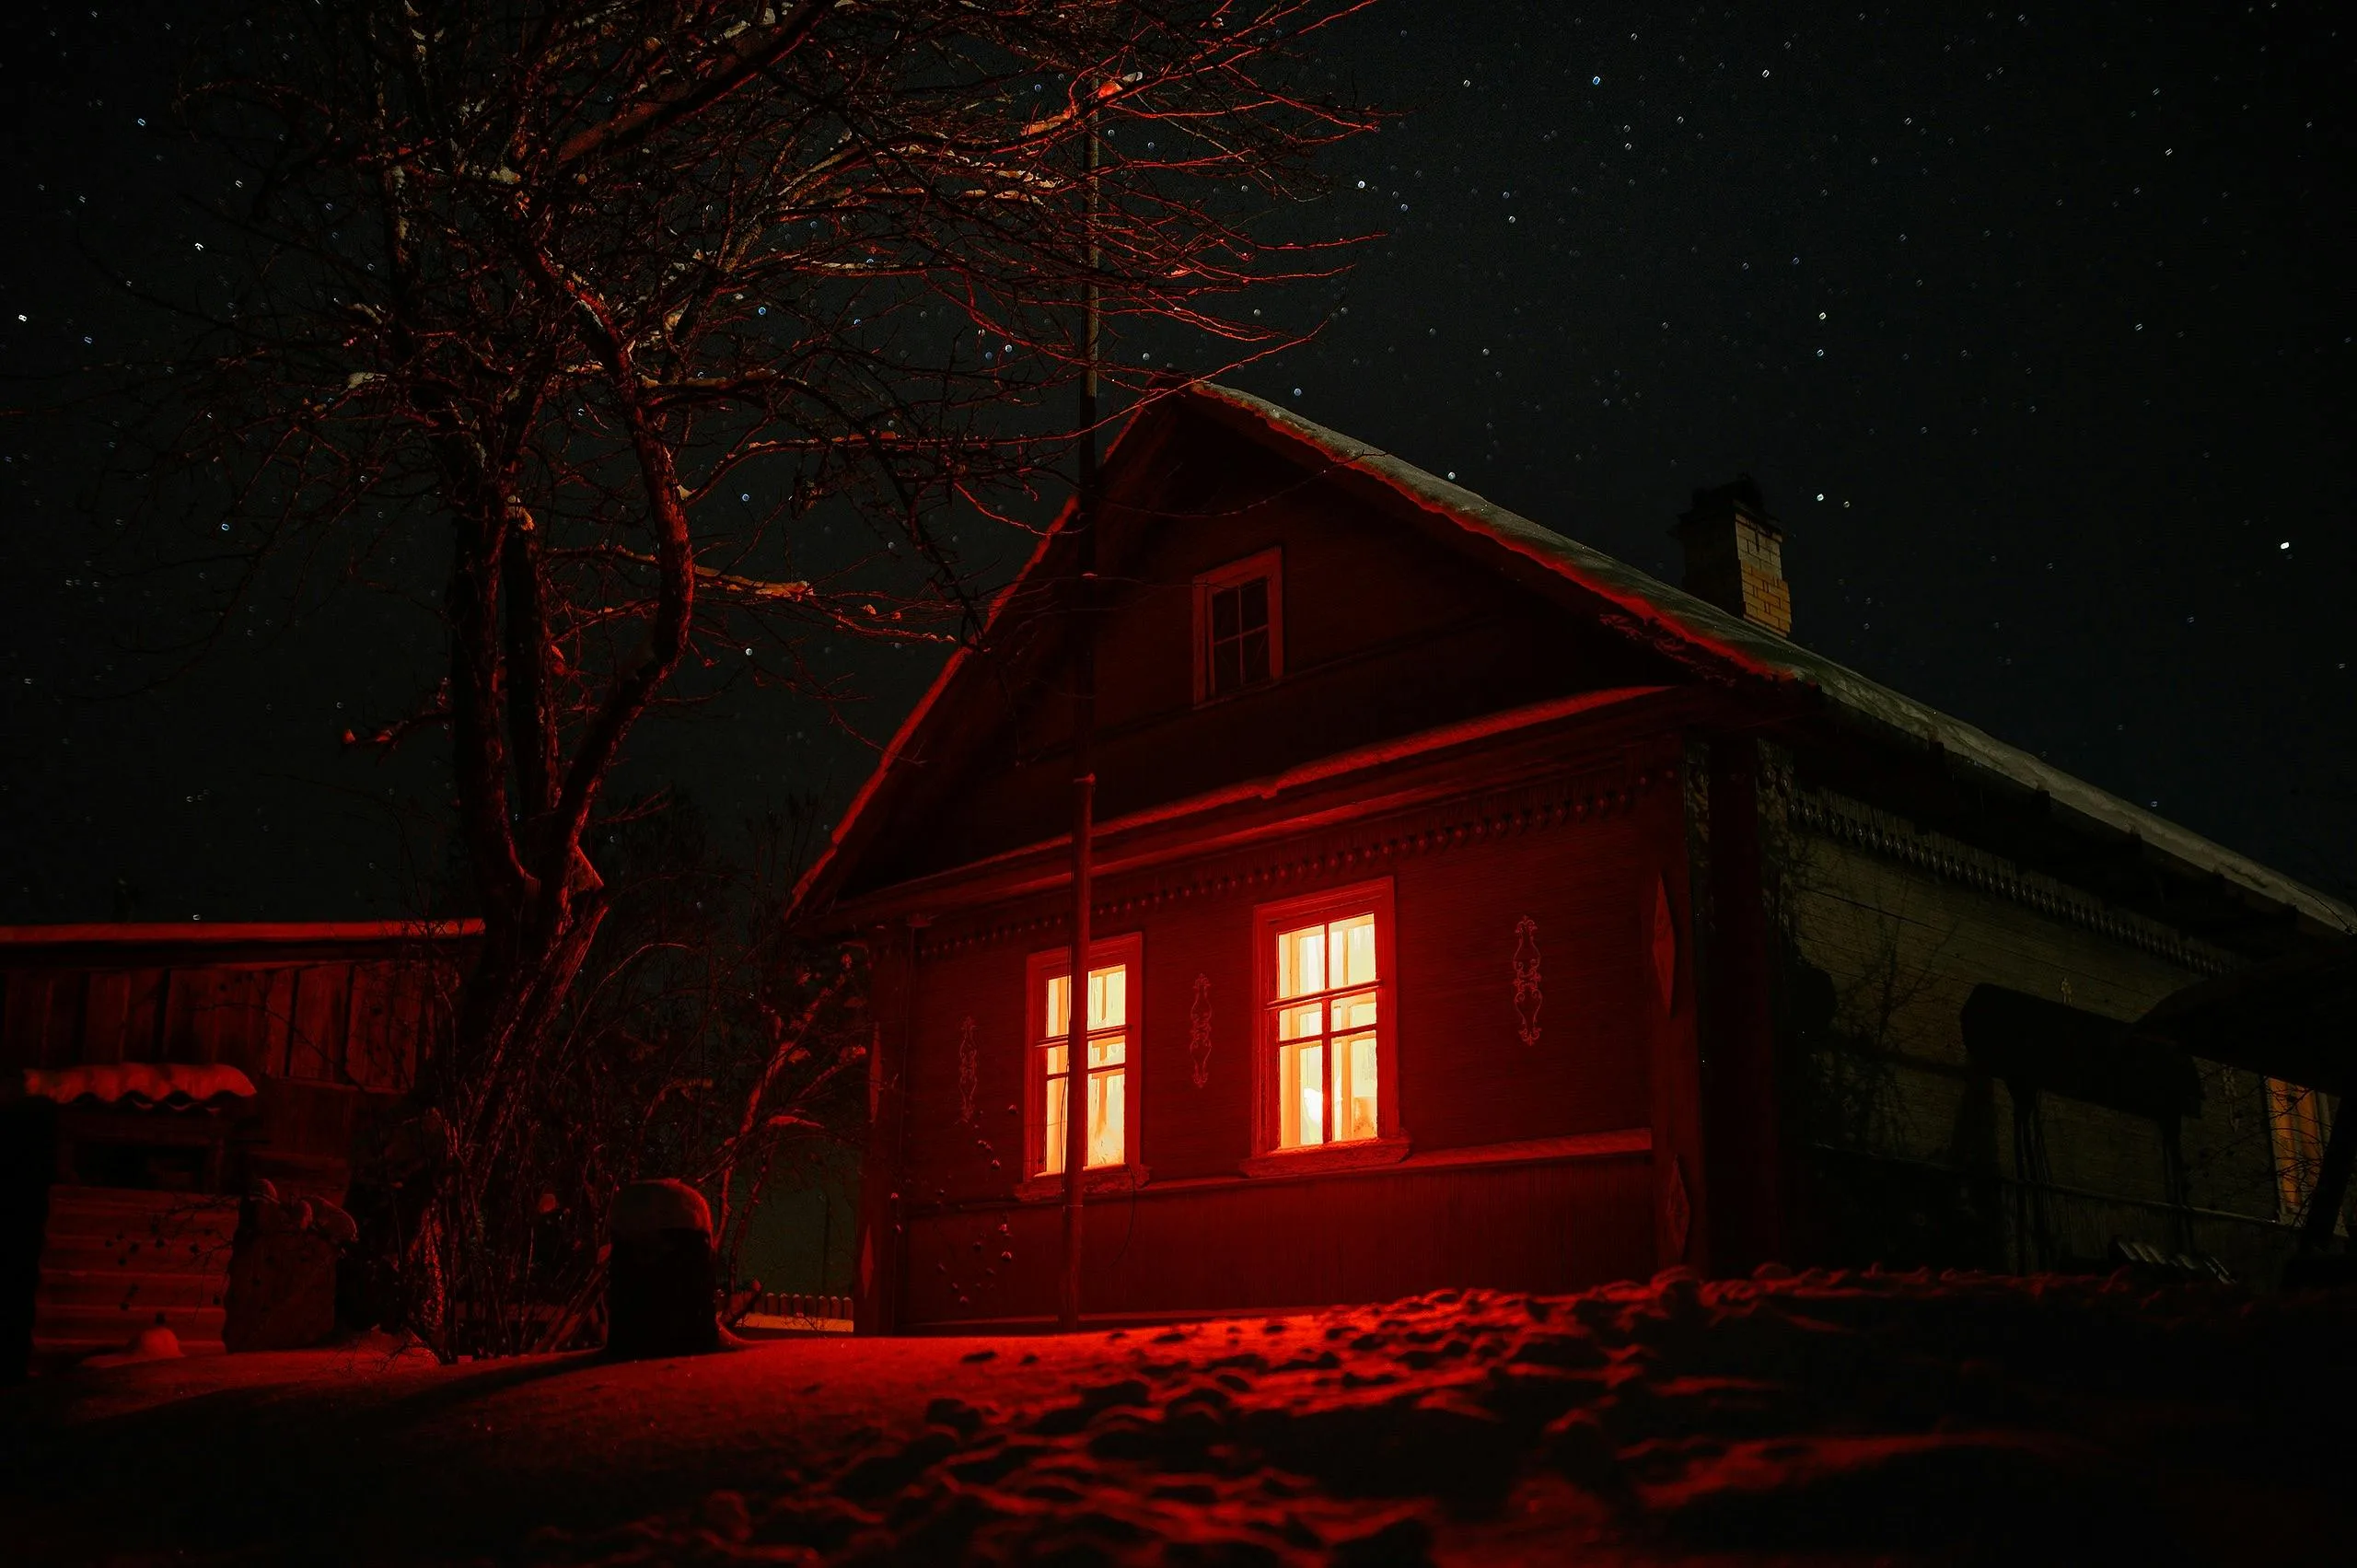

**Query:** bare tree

left=134, top=0, right=1375, bottom=1353
left=481, top=800, right=870, bottom=1354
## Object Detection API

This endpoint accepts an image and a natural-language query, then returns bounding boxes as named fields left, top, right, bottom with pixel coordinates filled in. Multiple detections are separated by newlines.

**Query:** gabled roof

left=792, top=382, right=2354, bottom=942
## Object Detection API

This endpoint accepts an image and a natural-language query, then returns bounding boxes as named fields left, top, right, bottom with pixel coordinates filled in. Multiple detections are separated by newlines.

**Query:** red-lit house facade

left=794, top=384, right=2353, bottom=1332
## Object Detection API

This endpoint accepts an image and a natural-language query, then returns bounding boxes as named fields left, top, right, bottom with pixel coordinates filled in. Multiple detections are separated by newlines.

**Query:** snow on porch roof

left=16, top=1063, right=259, bottom=1109
left=1195, top=382, right=2354, bottom=940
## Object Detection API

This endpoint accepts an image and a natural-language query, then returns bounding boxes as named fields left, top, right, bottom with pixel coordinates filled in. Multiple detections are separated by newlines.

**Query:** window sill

left=1240, top=1134, right=1411, bottom=1179
left=1014, top=1165, right=1151, bottom=1203
left=1190, top=678, right=1279, bottom=712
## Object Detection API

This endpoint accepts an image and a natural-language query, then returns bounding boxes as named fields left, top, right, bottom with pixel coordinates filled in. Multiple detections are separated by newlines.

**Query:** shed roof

left=2133, top=939, right=2357, bottom=1095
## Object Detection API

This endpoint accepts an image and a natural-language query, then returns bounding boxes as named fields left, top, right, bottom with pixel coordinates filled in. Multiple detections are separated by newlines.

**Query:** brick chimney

left=1674, top=475, right=1792, bottom=636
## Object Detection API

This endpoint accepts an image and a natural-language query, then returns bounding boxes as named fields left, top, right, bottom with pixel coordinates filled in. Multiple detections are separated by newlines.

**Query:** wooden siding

left=886, top=766, right=1691, bottom=1325
left=850, top=410, right=1678, bottom=897
left=900, top=1147, right=1655, bottom=1329
left=0, top=958, right=448, bottom=1096
left=30, top=1187, right=238, bottom=1360
left=0, top=945, right=464, bottom=1206
left=815, top=389, right=2350, bottom=1310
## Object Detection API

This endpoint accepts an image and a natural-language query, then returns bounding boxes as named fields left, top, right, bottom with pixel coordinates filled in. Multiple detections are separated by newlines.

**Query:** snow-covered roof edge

left=784, top=404, right=1151, bottom=926
left=16, top=1063, right=259, bottom=1108
left=1198, top=382, right=2355, bottom=938
left=0, top=919, right=484, bottom=949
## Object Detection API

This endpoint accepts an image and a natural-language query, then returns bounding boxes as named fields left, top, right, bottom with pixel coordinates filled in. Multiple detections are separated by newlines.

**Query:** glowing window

left=1192, top=549, right=1283, bottom=703
left=2268, top=1077, right=2334, bottom=1225
left=1258, top=883, right=1393, bottom=1152
left=1029, top=939, right=1139, bottom=1176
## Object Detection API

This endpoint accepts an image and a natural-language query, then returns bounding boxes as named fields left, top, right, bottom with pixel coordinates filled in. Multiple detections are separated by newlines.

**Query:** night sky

left=3, top=2, right=2351, bottom=923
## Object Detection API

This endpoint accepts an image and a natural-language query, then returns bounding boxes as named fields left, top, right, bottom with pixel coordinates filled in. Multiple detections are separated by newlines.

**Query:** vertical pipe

left=853, top=920, right=918, bottom=1335
left=1058, top=117, right=1104, bottom=1334
left=820, top=1175, right=834, bottom=1300
left=1701, top=738, right=1782, bottom=1273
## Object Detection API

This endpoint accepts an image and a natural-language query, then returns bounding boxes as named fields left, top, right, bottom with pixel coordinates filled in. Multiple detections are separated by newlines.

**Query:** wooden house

left=0, top=920, right=473, bottom=1369
left=789, top=384, right=2355, bottom=1333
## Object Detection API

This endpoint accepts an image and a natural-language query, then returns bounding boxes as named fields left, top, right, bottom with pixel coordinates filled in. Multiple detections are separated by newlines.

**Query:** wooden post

left=1057, top=117, right=1104, bottom=1335
left=853, top=921, right=917, bottom=1335
left=1058, top=705, right=1095, bottom=1333
left=1700, top=735, right=1783, bottom=1273
left=1658, top=740, right=1715, bottom=1273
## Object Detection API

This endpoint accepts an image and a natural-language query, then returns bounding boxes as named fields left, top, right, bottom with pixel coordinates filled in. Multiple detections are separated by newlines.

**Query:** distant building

left=791, top=384, right=2353, bottom=1332
left=0, top=920, right=475, bottom=1368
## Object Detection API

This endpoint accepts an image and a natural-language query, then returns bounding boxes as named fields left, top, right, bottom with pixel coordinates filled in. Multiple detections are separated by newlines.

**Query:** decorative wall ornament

left=1511, top=916, right=1544, bottom=1047
left=956, top=1016, right=979, bottom=1125
left=1188, top=974, right=1215, bottom=1088
left=1650, top=876, right=1678, bottom=1014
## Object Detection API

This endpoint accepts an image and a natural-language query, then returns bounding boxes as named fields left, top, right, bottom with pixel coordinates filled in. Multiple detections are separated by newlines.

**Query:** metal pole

left=1057, top=114, right=1103, bottom=1334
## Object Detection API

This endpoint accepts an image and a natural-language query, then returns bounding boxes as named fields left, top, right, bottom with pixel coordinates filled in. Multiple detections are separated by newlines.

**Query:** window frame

left=1246, top=877, right=1407, bottom=1176
left=1018, top=931, right=1147, bottom=1202
left=1190, top=548, right=1285, bottom=706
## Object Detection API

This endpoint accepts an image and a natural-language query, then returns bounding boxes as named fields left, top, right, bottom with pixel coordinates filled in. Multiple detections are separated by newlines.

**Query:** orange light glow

left=1272, top=913, right=1379, bottom=1148
left=1039, top=963, right=1128, bottom=1174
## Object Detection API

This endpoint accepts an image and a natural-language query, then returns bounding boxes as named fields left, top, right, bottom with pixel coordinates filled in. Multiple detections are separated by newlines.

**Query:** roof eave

left=816, top=684, right=1700, bottom=931
left=793, top=379, right=2356, bottom=948
left=1196, top=382, right=2356, bottom=944
left=783, top=396, right=1190, bottom=930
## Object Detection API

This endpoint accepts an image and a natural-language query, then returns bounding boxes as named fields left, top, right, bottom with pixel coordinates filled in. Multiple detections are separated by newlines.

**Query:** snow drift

left=525, top=1266, right=2355, bottom=1566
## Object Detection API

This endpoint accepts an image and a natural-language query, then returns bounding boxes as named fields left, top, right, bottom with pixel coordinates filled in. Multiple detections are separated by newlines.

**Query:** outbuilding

left=0, top=919, right=474, bottom=1370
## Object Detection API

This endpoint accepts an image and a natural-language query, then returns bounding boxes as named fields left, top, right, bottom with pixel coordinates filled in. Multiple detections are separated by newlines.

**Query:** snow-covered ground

left=3, top=1268, right=2351, bottom=1565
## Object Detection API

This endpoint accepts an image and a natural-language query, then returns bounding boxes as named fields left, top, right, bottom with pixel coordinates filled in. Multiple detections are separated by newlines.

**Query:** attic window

left=1192, top=549, right=1283, bottom=703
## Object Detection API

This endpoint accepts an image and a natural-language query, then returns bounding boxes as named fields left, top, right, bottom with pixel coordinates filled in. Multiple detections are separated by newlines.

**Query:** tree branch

left=552, top=0, right=835, bottom=170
